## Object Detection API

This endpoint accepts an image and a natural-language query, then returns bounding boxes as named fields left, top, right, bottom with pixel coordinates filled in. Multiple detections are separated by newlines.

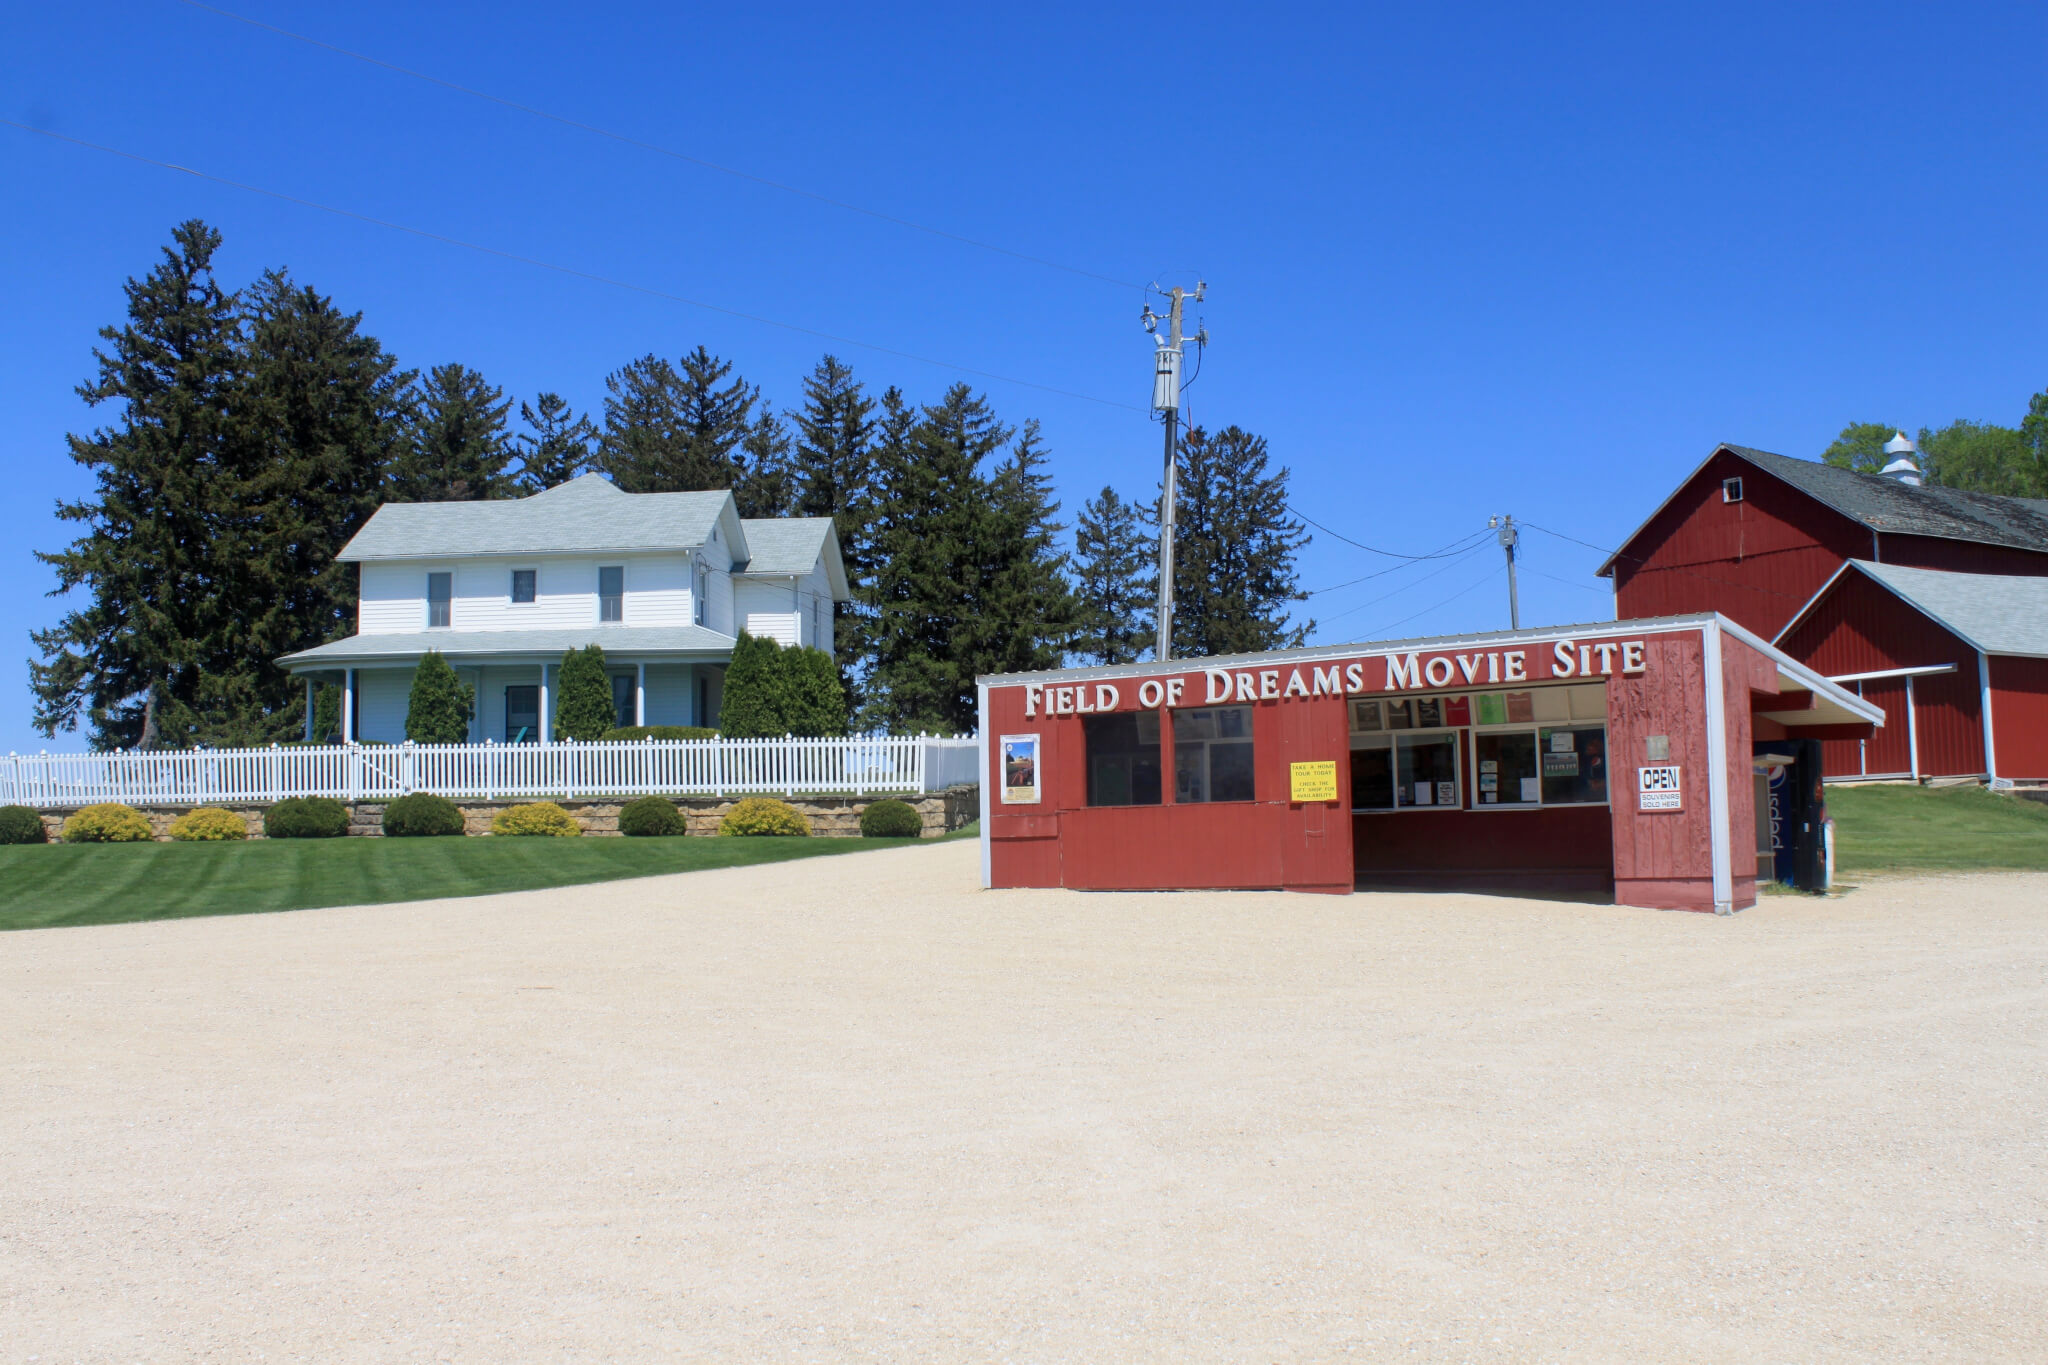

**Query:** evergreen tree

left=30, top=220, right=244, bottom=747
left=553, top=644, right=616, bottom=740
left=1167, top=425, right=1312, bottom=657
left=391, top=363, right=515, bottom=502
left=514, top=392, right=596, bottom=492
left=596, top=346, right=758, bottom=492
left=209, top=269, right=410, bottom=744
left=405, top=650, right=474, bottom=743
left=979, top=419, right=1080, bottom=677
left=719, top=631, right=789, bottom=737
left=784, top=646, right=848, bottom=737
left=733, top=408, right=795, bottom=517
left=790, top=353, right=876, bottom=550
left=1072, top=485, right=1155, bottom=664
left=840, top=386, right=916, bottom=713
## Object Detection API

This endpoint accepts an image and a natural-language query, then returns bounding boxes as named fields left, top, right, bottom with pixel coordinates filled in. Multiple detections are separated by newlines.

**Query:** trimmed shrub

left=555, top=644, right=616, bottom=741
left=719, top=630, right=790, bottom=738
left=858, top=798, right=923, bottom=839
left=601, top=725, right=719, bottom=741
left=62, top=802, right=154, bottom=844
left=265, top=796, right=350, bottom=840
left=0, top=805, right=49, bottom=845
left=406, top=649, right=475, bottom=743
left=169, top=807, right=249, bottom=842
left=493, top=801, right=581, bottom=837
left=785, top=646, right=848, bottom=737
left=617, top=795, right=687, bottom=837
left=718, top=796, right=809, bottom=837
left=383, top=792, right=466, bottom=837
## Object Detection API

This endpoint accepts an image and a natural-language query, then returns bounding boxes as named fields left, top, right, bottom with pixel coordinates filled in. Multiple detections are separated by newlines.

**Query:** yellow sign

left=1289, top=760, right=1339, bottom=803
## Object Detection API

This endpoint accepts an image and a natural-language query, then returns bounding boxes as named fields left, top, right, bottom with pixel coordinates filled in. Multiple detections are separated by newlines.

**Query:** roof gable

left=1599, top=444, right=2048, bottom=576
left=338, top=476, right=750, bottom=562
left=1775, top=559, right=2048, bottom=658
left=734, top=517, right=849, bottom=598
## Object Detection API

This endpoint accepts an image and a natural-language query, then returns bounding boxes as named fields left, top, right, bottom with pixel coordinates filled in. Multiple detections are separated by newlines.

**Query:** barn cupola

left=1879, top=431, right=1923, bottom=486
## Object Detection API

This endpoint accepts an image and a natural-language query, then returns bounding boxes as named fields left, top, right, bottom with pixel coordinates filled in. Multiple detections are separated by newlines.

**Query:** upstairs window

left=426, top=572, right=452, bottom=628
left=511, top=568, right=536, bottom=604
left=599, top=566, right=624, bottom=623
left=693, top=561, right=708, bottom=626
left=1722, top=477, right=1744, bottom=503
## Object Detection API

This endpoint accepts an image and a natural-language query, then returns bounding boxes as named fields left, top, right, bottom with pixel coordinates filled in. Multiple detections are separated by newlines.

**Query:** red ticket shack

left=976, top=614, right=1880, bottom=913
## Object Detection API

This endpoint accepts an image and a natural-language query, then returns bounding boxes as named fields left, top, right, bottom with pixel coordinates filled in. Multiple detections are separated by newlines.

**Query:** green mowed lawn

left=1827, top=783, right=2048, bottom=874
left=0, top=830, right=965, bottom=932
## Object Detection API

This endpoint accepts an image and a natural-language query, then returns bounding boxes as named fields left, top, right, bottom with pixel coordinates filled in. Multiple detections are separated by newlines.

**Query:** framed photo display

left=1000, top=734, right=1042, bottom=804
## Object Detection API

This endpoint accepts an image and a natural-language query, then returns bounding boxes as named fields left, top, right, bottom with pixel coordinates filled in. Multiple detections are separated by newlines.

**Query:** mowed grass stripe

left=1824, top=783, right=2048, bottom=873
left=0, top=833, right=940, bottom=932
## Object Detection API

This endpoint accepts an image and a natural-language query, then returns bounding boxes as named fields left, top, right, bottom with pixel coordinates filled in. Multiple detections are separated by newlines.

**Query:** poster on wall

left=999, top=734, right=1041, bottom=804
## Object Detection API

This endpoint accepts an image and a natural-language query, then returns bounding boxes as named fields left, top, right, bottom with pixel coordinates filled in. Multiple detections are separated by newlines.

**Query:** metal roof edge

left=1769, top=559, right=1859, bottom=648
left=1714, top=612, right=1886, bottom=726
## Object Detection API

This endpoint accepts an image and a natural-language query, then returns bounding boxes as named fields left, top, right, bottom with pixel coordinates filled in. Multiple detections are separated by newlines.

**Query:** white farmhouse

left=279, top=474, right=848, bottom=743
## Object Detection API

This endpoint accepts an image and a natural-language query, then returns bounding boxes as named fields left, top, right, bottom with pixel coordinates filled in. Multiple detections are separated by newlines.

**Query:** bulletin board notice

left=1289, top=761, right=1339, bottom=803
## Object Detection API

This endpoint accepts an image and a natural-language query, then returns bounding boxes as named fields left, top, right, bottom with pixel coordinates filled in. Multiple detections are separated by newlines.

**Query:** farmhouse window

left=611, top=675, right=634, bottom=728
left=427, top=572, right=452, bottom=628
left=511, top=569, right=536, bottom=604
left=693, top=561, right=708, bottom=625
left=599, top=566, right=624, bottom=623
left=505, top=685, right=539, bottom=743
left=1172, top=705, right=1256, bottom=803
left=1084, top=711, right=1162, bottom=807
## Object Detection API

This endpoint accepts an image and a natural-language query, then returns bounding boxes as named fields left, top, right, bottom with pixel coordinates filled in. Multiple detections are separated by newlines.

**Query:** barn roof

left=337, top=475, right=747, bottom=562
left=1776, top=560, right=2048, bottom=659
left=1596, top=444, right=2048, bottom=576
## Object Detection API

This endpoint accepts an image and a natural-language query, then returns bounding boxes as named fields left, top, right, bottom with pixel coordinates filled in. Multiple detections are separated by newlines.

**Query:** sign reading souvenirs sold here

left=1017, top=637, right=1653, bottom=719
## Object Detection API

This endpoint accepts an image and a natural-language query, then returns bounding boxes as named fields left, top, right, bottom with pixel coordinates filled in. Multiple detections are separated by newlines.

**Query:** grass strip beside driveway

left=1826, top=783, right=2048, bottom=873
left=0, top=833, right=941, bottom=931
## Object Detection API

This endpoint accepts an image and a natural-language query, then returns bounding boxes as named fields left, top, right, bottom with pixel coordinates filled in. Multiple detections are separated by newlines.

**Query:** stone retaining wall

left=30, top=787, right=977, bottom=843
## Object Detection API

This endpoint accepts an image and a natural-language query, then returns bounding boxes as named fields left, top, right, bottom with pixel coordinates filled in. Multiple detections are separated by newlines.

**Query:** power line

left=172, top=0, right=1147, bottom=293
left=0, top=119, right=1145, bottom=414
left=1315, top=541, right=1495, bottom=626
left=1359, top=563, right=1503, bottom=639
left=1305, top=529, right=1492, bottom=595
left=1288, top=506, right=1492, bottom=560
left=1519, top=520, right=1808, bottom=602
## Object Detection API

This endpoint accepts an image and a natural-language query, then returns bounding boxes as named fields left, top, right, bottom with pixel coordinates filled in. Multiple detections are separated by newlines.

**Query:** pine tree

left=210, top=269, right=410, bottom=744
left=1168, top=425, right=1312, bottom=657
left=553, top=645, right=616, bottom=740
left=30, top=220, right=244, bottom=747
left=596, top=347, right=758, bottom=492
left=391, top=363, right=515, bottom=502
left=719, top=631, right=789, bottom=737
left=733, top=409, right=795, bottom=517
left=514, top=392, right=596, bottom=492
left=405, top=650, right=474, bottom=743
left=979, top=419, right=1079, bottom=677
left=840, top=386, right=916, bottom=714
left=790, top=353, right=876, bottom=532
left=1072, top=485, right=1155, bottom=664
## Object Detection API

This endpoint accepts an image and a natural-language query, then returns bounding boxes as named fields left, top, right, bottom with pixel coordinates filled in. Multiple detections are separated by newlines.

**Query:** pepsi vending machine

left=1755, top=738, right=1827, bottom=892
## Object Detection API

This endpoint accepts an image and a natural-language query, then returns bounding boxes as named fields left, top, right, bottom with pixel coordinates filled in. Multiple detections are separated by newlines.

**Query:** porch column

left=539, top=664, right=551, bottom=745
left=303, top=677, right=315, bottom=742
left=342, top=668, right=355, bottom=743
left=636, top=662, right=646, bottom=726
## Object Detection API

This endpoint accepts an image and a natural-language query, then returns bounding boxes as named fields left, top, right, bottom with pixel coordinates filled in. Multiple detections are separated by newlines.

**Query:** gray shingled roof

left=736, top=518, right=832, bottom=574
left=280, top=625, right=739, bottom=668
left=1821, top=561, right=2048, bottom=658
left=1599, top=444, right=2048, bottom=575
left=337, top=475, right=742, bottom=561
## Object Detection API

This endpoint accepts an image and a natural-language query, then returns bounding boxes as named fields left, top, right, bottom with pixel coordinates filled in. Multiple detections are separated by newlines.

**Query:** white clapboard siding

left=2, top=736, right=982, bottom=808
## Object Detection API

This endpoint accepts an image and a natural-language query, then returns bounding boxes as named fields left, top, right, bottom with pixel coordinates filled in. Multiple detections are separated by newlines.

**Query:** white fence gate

left=0, top=735, right=982, bottom=809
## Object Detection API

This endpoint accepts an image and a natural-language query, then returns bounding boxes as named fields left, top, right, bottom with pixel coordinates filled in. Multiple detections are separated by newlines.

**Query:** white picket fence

left=0, top=735, right=983, bottom=810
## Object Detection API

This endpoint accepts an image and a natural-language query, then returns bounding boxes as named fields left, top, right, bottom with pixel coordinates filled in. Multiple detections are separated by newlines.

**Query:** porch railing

left=0, top=735, right=982, bottom=809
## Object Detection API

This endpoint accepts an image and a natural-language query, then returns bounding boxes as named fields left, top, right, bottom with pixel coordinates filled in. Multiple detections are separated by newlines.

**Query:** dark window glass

left=1474, top=730, right=1539, bottom=806
left=1539, top=726, right=1609, bottom=804
left=505, top=685, right=539, bottom=743
left=611, top=675, right=634, bottom=728
left=1351, top=737, right=1394, bottom=809
left=1173, top=705, right=1256, bottom=803
left=599, top=566, right=624, bottom=622
left=1084, top=712, right=1162, bottom=807
left=511, top=569, right=536, bottom=604
left=1396, top=732, right=1460, bottom=808
left=427, top=572, right=452, bottom=628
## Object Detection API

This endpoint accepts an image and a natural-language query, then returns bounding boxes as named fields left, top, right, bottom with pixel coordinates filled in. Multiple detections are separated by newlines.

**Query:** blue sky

left=4, top=1, right=2045, bottom=753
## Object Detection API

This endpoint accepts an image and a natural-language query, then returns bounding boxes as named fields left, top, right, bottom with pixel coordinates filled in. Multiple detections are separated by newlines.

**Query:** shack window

left=1084, top=711, right=1162, bottom=807
left=1474, top=730, right=1539, bottom=805
left=1398, top=732, right=1460, bottom=808
left=1350, top=735, right=1395, bottom=809
left=1174, top=705, right=1255, bottom=803
left=1539, top=726, right=1609, bottom=804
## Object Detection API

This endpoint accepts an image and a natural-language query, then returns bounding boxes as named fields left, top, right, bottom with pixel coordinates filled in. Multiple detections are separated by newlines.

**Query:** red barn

left=1599, top=444, right=2048, bottom=781
left=1598, top=444, right=2048, bottom=638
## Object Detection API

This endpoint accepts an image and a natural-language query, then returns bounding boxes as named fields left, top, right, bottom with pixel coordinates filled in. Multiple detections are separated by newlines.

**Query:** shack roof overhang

left=977, top=612, right=1882, bottom=730
left=278, top=626, right=740, bottom=672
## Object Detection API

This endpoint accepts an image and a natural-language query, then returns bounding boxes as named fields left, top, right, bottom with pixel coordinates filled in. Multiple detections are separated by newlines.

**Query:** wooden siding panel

left=1612, top=450, right=1871, bottom=636
left=1990, top=656, right=2048, bottom=780
left=1878, top=535, right=2048, bottom=577
left=1606, top=632, right=1718, bottom=908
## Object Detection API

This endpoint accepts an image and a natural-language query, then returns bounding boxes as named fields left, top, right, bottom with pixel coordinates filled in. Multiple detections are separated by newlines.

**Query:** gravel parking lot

left=3, top=841, right=2043, bottom=1362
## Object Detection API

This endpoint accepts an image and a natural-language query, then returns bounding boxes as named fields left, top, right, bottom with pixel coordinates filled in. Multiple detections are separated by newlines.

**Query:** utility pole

left=1490, top=514, right=1520, bottom=630
left=1142, top=282, right=1204, bottom=661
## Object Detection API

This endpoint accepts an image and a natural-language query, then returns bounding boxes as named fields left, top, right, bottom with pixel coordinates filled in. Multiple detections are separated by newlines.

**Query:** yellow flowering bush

left=717, top=797, right=809, bottom=837
left=491, top=801, right=581, bottom=837
left=168, top=807, right=249, bottom=841
left=62, top=802, right=155, bottom=843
